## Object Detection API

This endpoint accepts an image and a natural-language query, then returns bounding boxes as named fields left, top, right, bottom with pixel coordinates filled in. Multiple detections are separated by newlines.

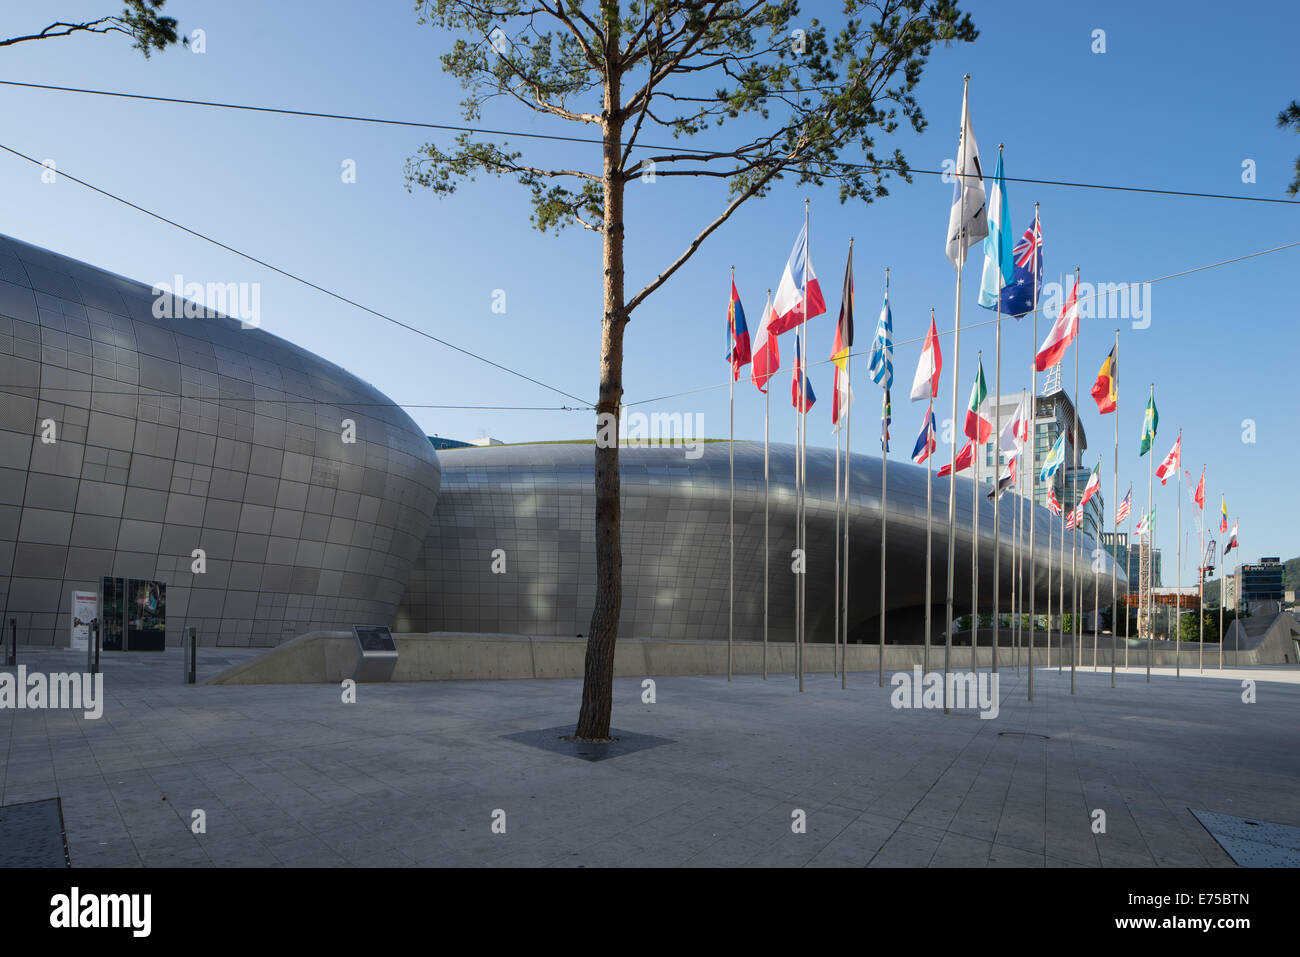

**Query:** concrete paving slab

left=5, top=650, right=1300, bottom=866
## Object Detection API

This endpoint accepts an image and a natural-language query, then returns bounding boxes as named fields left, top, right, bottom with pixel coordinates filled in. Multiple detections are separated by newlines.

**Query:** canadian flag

left=1155, top=435, right=1181, bottom=486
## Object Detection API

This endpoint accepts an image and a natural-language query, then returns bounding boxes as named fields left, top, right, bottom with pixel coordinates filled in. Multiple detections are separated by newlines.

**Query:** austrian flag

left=1034, top=277, right=1081, bottom=371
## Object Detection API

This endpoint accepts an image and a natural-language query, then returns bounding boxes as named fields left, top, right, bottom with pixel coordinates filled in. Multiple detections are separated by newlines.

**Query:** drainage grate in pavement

left=1190, top=809, right=1300, bottom=867
left=502, top=725, right=675, bottom=762
left=998, top=731, right=1050, bottom=740
left=0, top=798, right=70, bottom=867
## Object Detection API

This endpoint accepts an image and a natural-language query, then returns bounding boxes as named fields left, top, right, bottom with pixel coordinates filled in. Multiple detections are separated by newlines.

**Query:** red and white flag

left=1155, top=435, right=1181, bottom=485
left=750, top=293, right=779, bottom=393
left=1193, top=468, right=1205, bottom=510
left=998, top=395, right=1029, bottom=454
left=1034, top=278, right=1081, bottom=371
left=768, top=224, right=825, bottom=337
left=1224, top=520, right=1239, bottom=555
left=1066, top=504, right=1081, bottom=529
left=1048, top=486, right=1062, bottom=515
left=937, top=440, right=974, bottom=478
left=909, top=313, right=943, bottom=402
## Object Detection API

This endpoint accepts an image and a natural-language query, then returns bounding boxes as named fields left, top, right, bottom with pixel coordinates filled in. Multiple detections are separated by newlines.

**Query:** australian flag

left=1000, top=215, right=1042, bottom=318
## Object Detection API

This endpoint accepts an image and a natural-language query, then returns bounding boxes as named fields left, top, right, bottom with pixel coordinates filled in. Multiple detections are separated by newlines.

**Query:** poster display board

left=100, top=577, right=166, bottom=651
left=70, top=590, right=97, bottom=651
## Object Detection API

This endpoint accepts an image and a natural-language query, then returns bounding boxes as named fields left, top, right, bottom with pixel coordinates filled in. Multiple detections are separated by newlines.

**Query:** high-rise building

left=1234, top=558, right=1285, bottom=615
left=1101, top=532, right=1161, bottom=588
left=980, top=386, right=1102, bottom=539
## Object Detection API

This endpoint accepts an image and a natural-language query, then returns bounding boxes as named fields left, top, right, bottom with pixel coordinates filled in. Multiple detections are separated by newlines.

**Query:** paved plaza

left=2, top=648, right=1298, bottom=867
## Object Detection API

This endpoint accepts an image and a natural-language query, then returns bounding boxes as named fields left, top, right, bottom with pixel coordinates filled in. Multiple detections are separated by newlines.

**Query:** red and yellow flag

left=1089, top=345, right=1117, bottom=414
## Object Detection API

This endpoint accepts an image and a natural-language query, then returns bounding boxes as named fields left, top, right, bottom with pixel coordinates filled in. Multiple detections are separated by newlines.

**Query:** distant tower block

left=1041, top=362, right=1063, bottom=395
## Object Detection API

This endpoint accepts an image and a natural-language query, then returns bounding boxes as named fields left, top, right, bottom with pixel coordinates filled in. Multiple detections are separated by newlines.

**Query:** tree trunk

left=575, top=68, right=625, bottom=742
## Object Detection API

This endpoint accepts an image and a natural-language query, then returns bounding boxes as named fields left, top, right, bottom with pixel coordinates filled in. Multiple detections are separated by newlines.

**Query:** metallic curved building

left=0, top=234, right=441, bottom=647
left=396, top=441, right=1125, bottom=644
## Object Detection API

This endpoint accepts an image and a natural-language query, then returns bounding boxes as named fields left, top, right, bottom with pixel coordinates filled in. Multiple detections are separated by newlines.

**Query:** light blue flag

left=978, top=151, right=1013, bottom=309
left=868, top=289, right=893, bottom=389
left=1039, top=431, right=1066, bottom=483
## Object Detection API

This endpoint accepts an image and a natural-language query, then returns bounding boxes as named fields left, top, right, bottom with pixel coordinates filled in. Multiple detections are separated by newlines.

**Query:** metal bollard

left=185, top=627, right=197, bottom=684
left=87, top=619, right=100, bottom=676
left=6, top=618, right=15, bottom=666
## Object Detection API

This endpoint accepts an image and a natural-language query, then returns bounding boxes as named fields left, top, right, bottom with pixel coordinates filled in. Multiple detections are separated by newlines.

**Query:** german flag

left=1089, top=345, right=1117, bottom=414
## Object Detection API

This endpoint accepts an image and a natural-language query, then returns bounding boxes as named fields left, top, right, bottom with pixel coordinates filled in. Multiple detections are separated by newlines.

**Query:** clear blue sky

left=1, top=0, right=1296, bottom=586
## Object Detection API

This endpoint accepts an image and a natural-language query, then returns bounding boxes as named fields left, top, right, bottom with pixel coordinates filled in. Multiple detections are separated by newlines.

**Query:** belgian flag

left=1090, top=345, right=1117, bottom=414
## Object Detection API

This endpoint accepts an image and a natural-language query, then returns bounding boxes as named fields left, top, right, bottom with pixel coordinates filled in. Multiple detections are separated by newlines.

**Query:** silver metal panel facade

left=0, top=234, right=440, bottom=647
left=396, top=441, right=1125, bottom=643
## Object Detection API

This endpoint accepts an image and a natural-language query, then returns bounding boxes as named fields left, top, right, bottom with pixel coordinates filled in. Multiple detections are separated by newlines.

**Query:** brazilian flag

left=1138, top=393, right=1159, bottom=456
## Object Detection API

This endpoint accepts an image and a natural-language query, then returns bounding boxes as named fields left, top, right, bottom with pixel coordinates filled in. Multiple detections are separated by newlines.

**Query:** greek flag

left=868, top=290, right=893, bottom=389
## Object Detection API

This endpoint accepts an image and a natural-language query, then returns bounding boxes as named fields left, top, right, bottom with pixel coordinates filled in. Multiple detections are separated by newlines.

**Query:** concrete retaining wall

left=205, top=630, right=1260, bottom=685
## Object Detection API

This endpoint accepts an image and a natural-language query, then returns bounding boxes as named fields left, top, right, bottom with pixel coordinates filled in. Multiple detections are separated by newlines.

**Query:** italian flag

left=963, top=359, right=992, bottom=443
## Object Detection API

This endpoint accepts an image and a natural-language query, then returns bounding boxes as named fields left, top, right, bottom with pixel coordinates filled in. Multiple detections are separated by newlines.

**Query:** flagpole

left=877, top=270, right=889, bottom=686
left=1125, top=482, right=1133, bottom=669
left=764, top=290, right=772, bottom=680
left=1046, top=515, right=1052, bottom=670
left=1146, top=383, right=1154, bottom=684
left=1028, top=203, right=1040, bottom=701
left=1219, top=537, right=1225, bottom=670
left=1093, top=504, right=1100, bottom=672
left=1199, top=466, right=1205, bottom=673
left=1111, top=329, right=1119, bottom=687
left=924, top=391, right=934, bottom=677
left=1175, top=428, right=1183, bottom=679
left=1017, top=387, right=1026, bottom=676
left=971, top=351, right=981, bottom=674
left=1013, top=447, right=1021, bottom=674
left=1070, top=268, right=1080, bottom=695
left=729, top=266, right=736, bottom=683
left=794, top=329, right=802, bottom=686
left=991, top=146, right=1006, bottom=676
left=799, top=198, right=809, bottom=693
left=1059, top=472, right=1065, bottom=675
left=943, top=77, right=973, bottom=715
left=843, top=327, right=853, bottom=689
left=835, top=398, right=841, bottom=680
left=835, top=238, right=855, bottom=688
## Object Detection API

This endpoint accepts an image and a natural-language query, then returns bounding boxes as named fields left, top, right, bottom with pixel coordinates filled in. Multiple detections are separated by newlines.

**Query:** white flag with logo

left=945, top=83, right=988, bottom=268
